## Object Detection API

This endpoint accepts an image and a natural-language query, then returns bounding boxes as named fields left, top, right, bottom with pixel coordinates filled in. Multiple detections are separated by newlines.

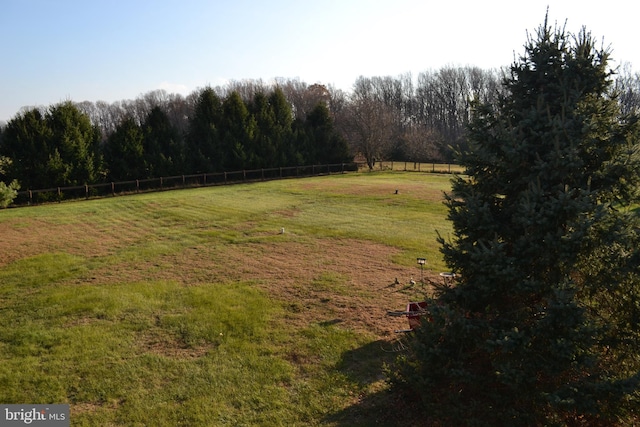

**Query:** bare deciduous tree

left=398, top=125, right=444, bottom=162
left=615, top=62, right=640, bottom=115
left=341, top=94, right=395, bottom=170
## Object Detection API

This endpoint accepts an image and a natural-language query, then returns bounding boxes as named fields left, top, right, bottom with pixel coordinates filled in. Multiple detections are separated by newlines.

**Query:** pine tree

left=304, top=103, right=351, bottom=164
left=46, top=102, right=100, bottom=186
left=220, top=91, right=253, bottom=171
left=104, top=117, right=146, bottom=181
left=143, top=106, right=183, bottom=177
left=268, top=88, right=295, bottom=167
left=1, top=103, right=100, bottom=188
left=185, top=87, right=223, bottom=173
left=391, top=17, right=640, bottom=425
left=249, top=89, right=297, bottom=169
left=0, top=108, right=51, bottom=189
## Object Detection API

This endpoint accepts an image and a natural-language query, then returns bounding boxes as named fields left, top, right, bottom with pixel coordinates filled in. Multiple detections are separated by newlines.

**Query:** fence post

left=243, top=170, right=246, bottom=181
left=203, top=174, right=207, bottom=185
left=261, top=168, right=265, bottom=181
left=136, top=180, right=139, bottom=193
left=182, top=175, right=185, bottom=187
left=111, top=182, right=115, bottom=196
left=432, top=163, right=435, bottom=172
left=160, top=177, right=163, bottom=189
left=224, top=172, right=227, bottom=184
left=85, top=184, right=89, bottom=199
left=29, top=190, right=33, bottom=204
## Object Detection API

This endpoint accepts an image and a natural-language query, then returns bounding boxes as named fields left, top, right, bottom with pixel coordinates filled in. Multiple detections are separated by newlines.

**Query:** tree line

left=2, top=66, right=640, bottom=199
left=0, top=85, right=350, bottom=193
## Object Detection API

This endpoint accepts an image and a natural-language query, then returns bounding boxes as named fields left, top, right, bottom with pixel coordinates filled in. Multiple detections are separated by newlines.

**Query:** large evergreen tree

left=1, top=108, right=51, bottom=189
left=1, top=103, right=100, bottom=189
left=104, top=117, right=146, bottom=181
left=304, top=103, right=351, bottom=164
left=268, top=88, right=296, bottom=166
left=249, top=92, right=277, bottom=168
left=391, top=18, right=640, bottom=425
left=250, top=88, right=295, bottom=168
left=142, top=106, right=184, bottom=177
left=219, top=91, right=254, bottom=171
left=185, top=87, right=223, bottom=173
left=46, top=102, right=101, bottom=186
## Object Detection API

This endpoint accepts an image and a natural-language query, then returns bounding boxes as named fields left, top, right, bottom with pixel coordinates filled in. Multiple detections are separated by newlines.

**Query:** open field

left=0, top=171, right=454, bottom=426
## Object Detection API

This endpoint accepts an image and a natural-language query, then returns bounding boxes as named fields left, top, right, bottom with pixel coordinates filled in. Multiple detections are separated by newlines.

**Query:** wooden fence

left=13, top=161, right=461, bottom=206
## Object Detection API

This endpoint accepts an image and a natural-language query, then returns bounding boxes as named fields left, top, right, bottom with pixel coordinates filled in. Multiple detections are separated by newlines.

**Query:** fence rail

left=12, top=161, right=461, bottom=206
left=370, top=161, right=465, bottom=174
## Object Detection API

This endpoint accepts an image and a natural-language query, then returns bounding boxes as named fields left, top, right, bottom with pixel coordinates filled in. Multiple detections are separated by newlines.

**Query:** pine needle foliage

left=391, top=16, right=640, bottom=426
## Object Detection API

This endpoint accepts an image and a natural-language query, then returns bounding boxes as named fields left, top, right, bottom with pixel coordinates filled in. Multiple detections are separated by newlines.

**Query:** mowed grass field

left=0, top=171, right=454, bottom=426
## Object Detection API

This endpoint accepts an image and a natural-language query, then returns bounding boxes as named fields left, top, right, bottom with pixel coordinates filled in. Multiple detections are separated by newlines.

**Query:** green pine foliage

left=0, top=109, right=50, bottom=189
left=104, top=117, right=146, bottom=181
left=143, top=106, right=184, bottom=177
left=249, top=89, right=296, bottom=168
left=0, top=179, right=20, bottom=208
left=390, top=17, right=640, bottom=425
left=0, top=87, right=351, bottom=190
left=0, top=103, right=101, bottom=189
left=305, top=103, right=351, bottom=165
left=185, top=87, right=224, bottom=173
left=180, top=87, right=347, bottom=174
left=220, top=91, right=253, bottom=171
left=46, top=102, right=101, bottom=186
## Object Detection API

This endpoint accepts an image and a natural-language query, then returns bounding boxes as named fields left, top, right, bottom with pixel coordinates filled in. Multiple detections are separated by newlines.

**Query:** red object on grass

left=406, top=301, right=429, bottom=330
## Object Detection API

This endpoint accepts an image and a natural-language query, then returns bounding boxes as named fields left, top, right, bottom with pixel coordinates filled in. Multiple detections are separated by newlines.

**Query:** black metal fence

left=13, top=163, right=359, bottom=206
left=12, top=161, right=461, bottom=206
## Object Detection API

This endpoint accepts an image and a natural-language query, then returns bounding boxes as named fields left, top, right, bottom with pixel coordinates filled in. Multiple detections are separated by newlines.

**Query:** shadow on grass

left=335, top=339, right=396, bottom=384
left=323, top=339, right=430, bottom=427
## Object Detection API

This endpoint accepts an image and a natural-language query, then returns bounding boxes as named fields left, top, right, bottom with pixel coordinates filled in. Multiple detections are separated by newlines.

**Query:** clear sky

left=1, top=0, right=639, bottom=123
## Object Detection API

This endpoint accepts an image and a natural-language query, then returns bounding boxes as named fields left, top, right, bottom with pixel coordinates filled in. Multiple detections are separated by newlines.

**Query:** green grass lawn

left=0, top=171, right=455, bottom=426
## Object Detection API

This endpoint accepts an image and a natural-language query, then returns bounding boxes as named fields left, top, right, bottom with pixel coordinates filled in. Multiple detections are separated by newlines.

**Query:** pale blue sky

left=1, top=0, right=639, bottom=122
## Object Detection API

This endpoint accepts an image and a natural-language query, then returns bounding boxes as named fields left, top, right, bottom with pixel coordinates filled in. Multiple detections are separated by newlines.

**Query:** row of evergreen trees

left=0, top=87, right=351, bottom=191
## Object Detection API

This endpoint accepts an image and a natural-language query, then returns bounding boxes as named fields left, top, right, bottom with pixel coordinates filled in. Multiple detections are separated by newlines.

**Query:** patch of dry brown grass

left=0, top=215, right=150, bottom=267
left=299, top=176, right=448, bottom=203
left=81, top=235, right=438, bottom=338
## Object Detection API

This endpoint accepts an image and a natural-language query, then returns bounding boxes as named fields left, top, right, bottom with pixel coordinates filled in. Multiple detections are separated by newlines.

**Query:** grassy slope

left=0, top=171, right=454, bottom=426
